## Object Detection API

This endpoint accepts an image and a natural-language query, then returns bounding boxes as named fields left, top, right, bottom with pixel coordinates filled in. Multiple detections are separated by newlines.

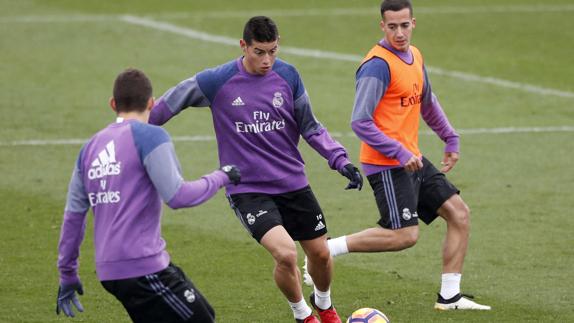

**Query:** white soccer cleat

left=434, top=293, right=491, bottom=311
left=302, top=256, right=315, bottom=286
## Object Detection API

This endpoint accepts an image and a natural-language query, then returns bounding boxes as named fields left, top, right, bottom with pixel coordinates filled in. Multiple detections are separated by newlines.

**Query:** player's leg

left=417, top=157, right=490, bottom=310
left=276, top=186, right=341, bottom=323
left=300, top=236, right=343, bottom=323
left=345, top=225, right=418, bottom=252
left=334, top=168, right=420, bottom=253
left=435, top=195, right=489, bottom=310
left=260, top=226, right=304, bottom=302
left=437, top=194, right=470, bottom=276
left=302, top=168, right=419, bottom=287
left=260, top=226, right=320, bottom=322
left=299, top=236, right=331, bottom=292
left=229, top=193, right=318, bottom=322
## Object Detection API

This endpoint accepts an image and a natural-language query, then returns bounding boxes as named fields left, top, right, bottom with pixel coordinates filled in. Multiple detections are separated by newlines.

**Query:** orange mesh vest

left=359, top=44, right=424, bottom=166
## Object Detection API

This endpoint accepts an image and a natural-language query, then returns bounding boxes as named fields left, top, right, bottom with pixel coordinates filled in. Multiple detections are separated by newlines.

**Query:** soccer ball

left=346, top=308, right=390, bottom=323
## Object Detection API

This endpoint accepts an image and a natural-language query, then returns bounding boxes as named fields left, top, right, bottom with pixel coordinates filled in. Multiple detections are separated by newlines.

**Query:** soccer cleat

left=434, top=293, right=491, bottom=311
left=302, top=256, right=314, bottom=286
left=296, top=314, right=320, bottom=323
left=309, top=293, right=342, bottom=323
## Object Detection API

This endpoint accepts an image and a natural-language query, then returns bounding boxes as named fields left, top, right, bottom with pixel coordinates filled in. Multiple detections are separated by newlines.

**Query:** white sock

left=313, top=286, right=332, bottom=310
left=328, top=236, right=348, bottom=257
left=288, top=298, right=312, bottom=320
left=440, top=273, right=461, bottom=299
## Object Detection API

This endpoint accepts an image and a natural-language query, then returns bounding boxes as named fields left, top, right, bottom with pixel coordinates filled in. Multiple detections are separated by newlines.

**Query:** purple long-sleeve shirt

left=150, top=57, right=351, bottom=195
left=351, top=39, right=459, bottom=176
left=57, top=118, right=230, bottom=284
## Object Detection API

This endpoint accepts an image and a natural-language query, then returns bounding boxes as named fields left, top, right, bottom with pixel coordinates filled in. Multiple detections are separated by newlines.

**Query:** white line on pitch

left=2, top=126, right=573, bottom=147
left=119, top=15, right=574, bottom=99
left=2, top=12, right=572, bottom=98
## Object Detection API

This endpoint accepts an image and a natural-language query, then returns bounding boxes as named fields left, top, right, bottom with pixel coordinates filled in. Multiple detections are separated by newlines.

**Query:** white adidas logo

left=314, top=221, right=325, bottom=231
left=231, top=96, right=245, bottom=106
left=91, top=140, right=116, bottom=167
left=87, top=140, right=121, bottom=180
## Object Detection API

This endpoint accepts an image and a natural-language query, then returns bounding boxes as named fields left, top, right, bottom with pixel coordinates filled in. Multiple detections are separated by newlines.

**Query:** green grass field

left=1, top=0, right=573, bottom=322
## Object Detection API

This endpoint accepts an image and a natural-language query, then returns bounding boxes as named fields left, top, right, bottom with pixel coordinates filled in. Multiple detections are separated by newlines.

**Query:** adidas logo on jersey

left=231, top=96, right=245, bottom=106
left=314, top=221, right=325, bottom=231
left=88, top=140, right=121, bottom=180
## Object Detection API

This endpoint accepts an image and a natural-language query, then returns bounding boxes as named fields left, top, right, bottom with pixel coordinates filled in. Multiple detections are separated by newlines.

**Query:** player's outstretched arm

left=143, top=137, right=239, bottom=209
left=165, top=165, right=240, bottom=209
left=149, top=75, right=211, bottom=126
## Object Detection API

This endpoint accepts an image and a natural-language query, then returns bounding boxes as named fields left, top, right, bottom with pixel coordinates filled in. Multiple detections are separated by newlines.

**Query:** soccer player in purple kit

left=56, top=68, right=240, bottom=322
left=149, top=16, right=362, bottom=323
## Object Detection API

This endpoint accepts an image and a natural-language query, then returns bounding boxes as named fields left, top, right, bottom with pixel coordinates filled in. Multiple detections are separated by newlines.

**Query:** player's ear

left=379, top=20, right=385, bottom=32
left=239, top=39, right=247, bottom=52
left=412, top=17, right=416, bottom=29
left=146, top=97, right=154, bottom=111
left=109, top=97, right=117, bottom=113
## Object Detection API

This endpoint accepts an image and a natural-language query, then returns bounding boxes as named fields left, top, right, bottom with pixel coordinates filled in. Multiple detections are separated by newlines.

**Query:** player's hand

left=339, top=163, right=363, bottom=190
left=404, top=156, right=423, bottom=172
left=220, top=165, right=241, bottom=185
left=440, top=152, right=459, bottom=173
left=56, top=281, right=84, bottom=317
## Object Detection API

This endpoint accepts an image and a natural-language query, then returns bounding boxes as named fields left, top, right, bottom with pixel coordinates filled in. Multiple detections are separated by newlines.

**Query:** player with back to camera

left=303, top=0, right=491, bottom=311
left=149, top=16, right=363, bottom=323
left=56, top=68, right=241, bottom=322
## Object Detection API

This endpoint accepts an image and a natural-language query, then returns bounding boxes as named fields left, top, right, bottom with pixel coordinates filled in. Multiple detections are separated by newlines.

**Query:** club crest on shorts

left=272, top=92, right=284, bottom=108
left=402, top=208, right=412, bottom=220
left=246, top=210, right=268, bottom=225
left=183, top=289, right=196, bottom=303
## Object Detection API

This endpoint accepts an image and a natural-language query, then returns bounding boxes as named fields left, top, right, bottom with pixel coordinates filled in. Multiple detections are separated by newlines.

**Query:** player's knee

left=273, top=249, right=298, bottom=269
left=403, top=231, right=418, bottom=248
left=399, top=227, right=419, bottom=248
left=307, top=248, right=331, bottom=265
left=452, top=203, right=470, bottom=230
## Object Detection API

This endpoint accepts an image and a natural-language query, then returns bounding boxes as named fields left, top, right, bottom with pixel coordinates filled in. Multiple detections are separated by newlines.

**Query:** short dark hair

left=380, top=0, right=413, bottom=19
left=243, top=16, right=279, bottom=45
left=112, top=68, right=152, bottom=113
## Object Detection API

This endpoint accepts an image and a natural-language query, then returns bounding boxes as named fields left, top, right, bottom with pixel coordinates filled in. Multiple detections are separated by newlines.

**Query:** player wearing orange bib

left=303, top=0, right=491, bottom=311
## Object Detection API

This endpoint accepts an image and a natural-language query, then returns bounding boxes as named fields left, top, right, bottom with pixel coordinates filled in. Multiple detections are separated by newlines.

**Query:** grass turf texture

left=1, top=0, right=573, bottom=322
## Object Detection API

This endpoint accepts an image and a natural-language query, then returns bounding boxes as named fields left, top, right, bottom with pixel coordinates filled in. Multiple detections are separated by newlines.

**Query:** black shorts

left=101, top=263, right=215, bottom=323
left=366, top=156, right=459, bottom=229
left=228, top=186, right=328, bottom=242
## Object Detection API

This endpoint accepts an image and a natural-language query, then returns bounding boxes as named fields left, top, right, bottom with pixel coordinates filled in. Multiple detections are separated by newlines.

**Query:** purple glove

left=56, top=281, right=84, bottom=317
left=339, top=164, right=363, bottom=190
left=221, top=165, right=241, bottom=185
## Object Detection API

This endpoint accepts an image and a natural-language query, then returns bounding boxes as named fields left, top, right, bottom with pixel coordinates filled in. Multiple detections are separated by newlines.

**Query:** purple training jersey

left=150, top=57, right=351, bottom=195
left=57, top=119, right=229, bottom=283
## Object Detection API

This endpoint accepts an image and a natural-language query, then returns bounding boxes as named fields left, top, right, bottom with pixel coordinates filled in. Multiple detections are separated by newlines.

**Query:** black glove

left=220, top=165, right=241, bottom=185
left=56, top=281, right=84, bottom=317
left=339, top=164, right=363, bottom=190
